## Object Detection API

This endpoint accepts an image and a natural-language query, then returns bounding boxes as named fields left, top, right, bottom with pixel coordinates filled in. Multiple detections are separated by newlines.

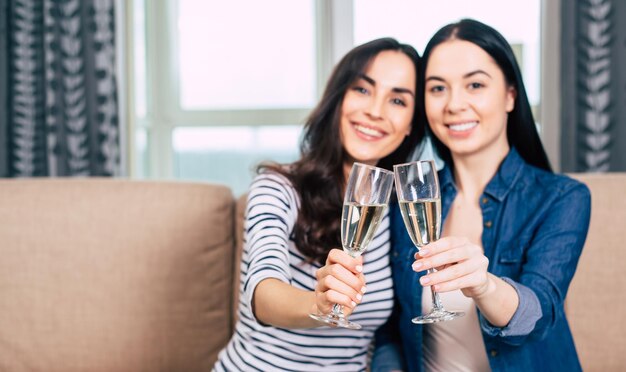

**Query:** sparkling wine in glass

left=309, top=162, right=394, bottom=329
left=394, top=160, right=464, bottom=324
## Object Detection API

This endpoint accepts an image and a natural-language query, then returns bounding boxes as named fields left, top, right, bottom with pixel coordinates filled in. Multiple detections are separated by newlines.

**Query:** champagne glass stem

left=427, top=268, right=444, bottom=311
left=331, top=304, right=345, bottom=318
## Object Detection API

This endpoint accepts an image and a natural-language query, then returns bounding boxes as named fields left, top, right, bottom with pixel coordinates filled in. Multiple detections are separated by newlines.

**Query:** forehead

left=363, top=50, right=416, bottom=85
left=425, top=39, right=501, bottom=78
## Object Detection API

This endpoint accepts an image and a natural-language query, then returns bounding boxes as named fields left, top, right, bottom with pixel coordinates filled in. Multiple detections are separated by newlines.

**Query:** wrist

left=309, top=297, right=320, bottom=317
left=472, top=273, right=497, bottom=300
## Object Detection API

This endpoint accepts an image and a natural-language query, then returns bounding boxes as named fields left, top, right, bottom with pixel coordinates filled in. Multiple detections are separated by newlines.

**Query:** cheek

left=341, top=92, right=362, bottom=115
left=385, top=117, right=411, bottom=146
left=476, top=99, right=508, bottom=126
left=339, top=117, right=349, bottom=145
left=339, top=100, right=353, bottom=136
left=425, top=104, right=443, bottom=134
left=425, top=97, right=444, bottom=120
left=426, top=119, right=449, bottom=145
left=396, top=111, right=413, bottom=136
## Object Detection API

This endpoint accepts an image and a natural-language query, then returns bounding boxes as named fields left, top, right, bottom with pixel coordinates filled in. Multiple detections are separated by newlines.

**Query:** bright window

left=128, top=1, right=545, bottom=194
left=177, top=0, right=316, bottom=110
left=172, top=126, right=302, bottom=195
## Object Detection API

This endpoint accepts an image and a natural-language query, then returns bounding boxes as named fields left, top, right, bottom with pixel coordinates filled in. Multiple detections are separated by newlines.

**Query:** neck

left=450, top=144, right=510, bottom=198
left=343, top=159, right=378, bottom=187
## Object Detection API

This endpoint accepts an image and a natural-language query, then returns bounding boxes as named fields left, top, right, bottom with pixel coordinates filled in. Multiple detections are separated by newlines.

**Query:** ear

left=505, top=86, right=517, bottom=113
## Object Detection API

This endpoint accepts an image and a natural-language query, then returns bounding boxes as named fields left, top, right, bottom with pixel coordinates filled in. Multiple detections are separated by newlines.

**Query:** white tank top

left=422, top=289, right=491, bottom=372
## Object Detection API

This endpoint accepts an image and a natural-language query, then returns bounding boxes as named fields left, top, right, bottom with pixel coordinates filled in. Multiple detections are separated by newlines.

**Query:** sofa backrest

left=0, top=179, right=235, bottom=372
left=566, top=173, right=626, bottom=371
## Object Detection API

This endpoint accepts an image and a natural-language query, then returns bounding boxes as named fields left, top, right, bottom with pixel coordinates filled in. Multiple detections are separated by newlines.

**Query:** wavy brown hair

left=259, top=38, right=424, bottom=265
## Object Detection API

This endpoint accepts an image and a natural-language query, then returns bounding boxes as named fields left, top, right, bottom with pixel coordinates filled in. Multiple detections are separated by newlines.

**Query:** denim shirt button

left=481, top=197, right=489, bottom=204
left=490, top=349, right=498, bottom=357
left=484, top=220, right=493, bottom=228
left=393, top=250, right=399, bottom=258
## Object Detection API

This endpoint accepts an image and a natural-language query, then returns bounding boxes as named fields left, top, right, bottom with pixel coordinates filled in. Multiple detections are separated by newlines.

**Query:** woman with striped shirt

left=213, top=38, right=424, bottom=371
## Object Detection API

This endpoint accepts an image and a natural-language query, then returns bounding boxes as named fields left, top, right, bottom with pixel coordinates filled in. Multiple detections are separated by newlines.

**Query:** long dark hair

left=422, top=18, right=552, bottom=172
left=260, top=38, right=423, bottom=264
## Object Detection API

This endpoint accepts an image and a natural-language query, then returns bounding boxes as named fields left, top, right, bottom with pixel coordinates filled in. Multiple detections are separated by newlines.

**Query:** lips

left=446, top=121, right=478, bottom=132
left=352, top=123, right=385, bottom=139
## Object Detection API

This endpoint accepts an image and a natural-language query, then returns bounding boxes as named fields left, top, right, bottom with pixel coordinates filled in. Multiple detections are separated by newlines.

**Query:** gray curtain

left=0, top=0, right=119, bottom=177
left=561, top=0, right=626, bottom=172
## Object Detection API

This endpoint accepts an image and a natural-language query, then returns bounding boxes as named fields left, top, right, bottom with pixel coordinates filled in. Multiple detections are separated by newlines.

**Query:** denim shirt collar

left=439, top=147, right=525, bottom=202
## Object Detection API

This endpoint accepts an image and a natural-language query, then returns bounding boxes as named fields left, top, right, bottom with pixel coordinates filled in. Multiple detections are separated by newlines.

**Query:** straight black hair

left=422, top=18, right=552, bottom=172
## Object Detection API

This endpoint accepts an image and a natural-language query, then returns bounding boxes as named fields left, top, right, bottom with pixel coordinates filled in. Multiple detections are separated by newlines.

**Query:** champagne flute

left=394, top=160, right=464, bottom=323
left=309, top=162, right=394, bottom=330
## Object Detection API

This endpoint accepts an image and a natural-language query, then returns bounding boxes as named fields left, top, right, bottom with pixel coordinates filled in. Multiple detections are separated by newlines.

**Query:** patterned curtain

left=561, top=0, right=626, bottom=172
left=0, top=0, right=120, bottom=177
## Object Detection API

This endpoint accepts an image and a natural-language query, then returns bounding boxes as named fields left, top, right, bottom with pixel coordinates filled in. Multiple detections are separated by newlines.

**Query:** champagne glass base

left=309, top=313, right=362, bottom=330
left=412, top=309, right=465, bottom=324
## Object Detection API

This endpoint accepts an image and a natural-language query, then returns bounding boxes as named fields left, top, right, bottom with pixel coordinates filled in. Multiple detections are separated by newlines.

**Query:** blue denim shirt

left=373, top=148, right=591, bottom=372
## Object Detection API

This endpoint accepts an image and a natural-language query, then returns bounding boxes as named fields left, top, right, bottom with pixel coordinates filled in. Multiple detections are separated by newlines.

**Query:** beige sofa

left=0, top=174, right=624, bottom=371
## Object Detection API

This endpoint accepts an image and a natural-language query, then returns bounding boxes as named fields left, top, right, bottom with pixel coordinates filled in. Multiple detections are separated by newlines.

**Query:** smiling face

left=424, top=39, right=516, bottom=161
left=339, top=50, right=416, bottom=170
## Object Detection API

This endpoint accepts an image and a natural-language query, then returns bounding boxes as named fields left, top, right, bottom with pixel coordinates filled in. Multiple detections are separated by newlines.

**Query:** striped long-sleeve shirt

left=213, top=172, right=394, bottom=372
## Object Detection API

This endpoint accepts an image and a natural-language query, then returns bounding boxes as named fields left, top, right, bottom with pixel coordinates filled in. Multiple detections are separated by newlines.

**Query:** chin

left=351, top=155, right=378, bottom=165
left=445, top=144, right=479, bottom=157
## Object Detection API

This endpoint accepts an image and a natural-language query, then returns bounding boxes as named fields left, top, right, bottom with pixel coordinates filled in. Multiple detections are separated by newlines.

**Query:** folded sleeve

left=480, top=181, right=591, bottom=345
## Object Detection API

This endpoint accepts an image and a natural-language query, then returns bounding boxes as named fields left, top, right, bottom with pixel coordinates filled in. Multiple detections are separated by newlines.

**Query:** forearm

left=253, top=278, right=320, bottom=329
left=471, top=273, right=519, bottom=327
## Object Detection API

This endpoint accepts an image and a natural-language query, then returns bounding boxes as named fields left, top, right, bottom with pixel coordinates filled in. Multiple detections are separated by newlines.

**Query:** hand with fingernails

left=314, top=248, right=367, bottom=317
left=412, top=236, right=494, bottom=299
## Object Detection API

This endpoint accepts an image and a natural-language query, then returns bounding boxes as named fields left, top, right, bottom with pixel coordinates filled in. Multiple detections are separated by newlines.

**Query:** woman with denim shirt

left=372, top=19, right=591, bottom=371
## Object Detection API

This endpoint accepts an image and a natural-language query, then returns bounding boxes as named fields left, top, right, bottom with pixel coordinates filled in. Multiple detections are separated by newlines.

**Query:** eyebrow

left=426, top=69, right=492, bottom=83
left=464, top=69, right=492, bottom=79
left=358, top=73, right=415, bottom=97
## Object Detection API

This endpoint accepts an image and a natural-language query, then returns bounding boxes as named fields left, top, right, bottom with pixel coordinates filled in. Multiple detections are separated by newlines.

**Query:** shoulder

left=247, top=170, right=300, bottom=210
left=251, top=170, right=294, bottom=190
left=522, top=164, right=591, bottom=204
left=525, top=164, right=590, bottom=195
left=249, top=170, right=297, bottom=196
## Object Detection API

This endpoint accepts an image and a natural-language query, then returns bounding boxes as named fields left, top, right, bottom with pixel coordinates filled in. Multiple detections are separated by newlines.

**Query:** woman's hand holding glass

left=394, top=160, right=464, bottom=323
left=412, top=236, right=492, bottom=299
left=314, top=248, right=366, bottom=318
left=309, top=162, right=394, bottom=329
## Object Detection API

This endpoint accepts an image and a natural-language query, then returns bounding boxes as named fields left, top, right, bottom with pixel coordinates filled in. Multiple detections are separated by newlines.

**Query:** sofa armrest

left=0, top=178, right=235, bottom=371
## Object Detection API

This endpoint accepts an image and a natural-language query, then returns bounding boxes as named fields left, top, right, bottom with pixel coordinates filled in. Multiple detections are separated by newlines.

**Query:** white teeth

left=448, top=122, right=478, bottom=132
left=354, top=124, right=384, bottom=138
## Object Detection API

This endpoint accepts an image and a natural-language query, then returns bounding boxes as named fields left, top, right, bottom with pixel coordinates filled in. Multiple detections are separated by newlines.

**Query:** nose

left=446, top=88, right=467, bottom=114
left=365, top=95, right=384, bottom=120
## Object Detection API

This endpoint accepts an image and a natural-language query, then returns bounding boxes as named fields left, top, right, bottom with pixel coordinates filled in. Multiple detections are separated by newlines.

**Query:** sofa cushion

left=0, top=179, right=234, bottom=372
left=567, top=173, right=626, bottom=371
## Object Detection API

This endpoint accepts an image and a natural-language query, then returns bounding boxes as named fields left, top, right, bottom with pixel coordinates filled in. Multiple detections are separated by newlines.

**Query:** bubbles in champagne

left=341, top=203, right=386, bottom=257
left=398, top=199, right=441, bottom=248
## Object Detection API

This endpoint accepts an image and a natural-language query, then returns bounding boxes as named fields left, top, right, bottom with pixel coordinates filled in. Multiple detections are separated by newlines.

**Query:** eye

left=469, top=82, right=484, bottom=90
left=428, top=85, right=445, bottom=94
left=391, top=98, right=407, bottom=107
left=352, top=86, right=369, bottom=95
